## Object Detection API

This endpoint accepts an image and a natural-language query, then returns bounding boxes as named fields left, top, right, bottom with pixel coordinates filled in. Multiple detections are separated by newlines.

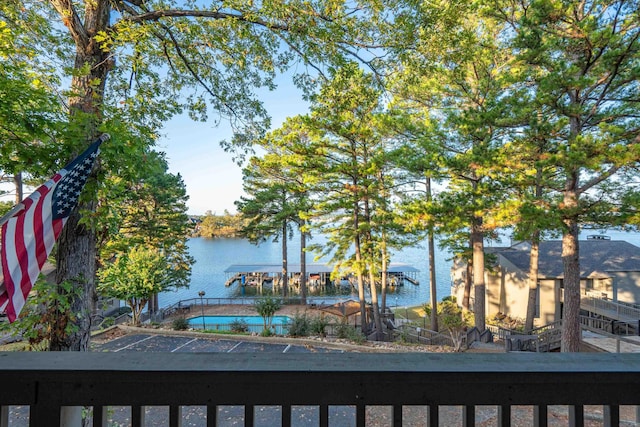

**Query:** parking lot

left=92, top=331, right=343, bottom=353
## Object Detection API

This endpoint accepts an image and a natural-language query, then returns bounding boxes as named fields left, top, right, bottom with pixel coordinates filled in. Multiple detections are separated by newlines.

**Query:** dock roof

left=224, top=263, right=419, bottom=274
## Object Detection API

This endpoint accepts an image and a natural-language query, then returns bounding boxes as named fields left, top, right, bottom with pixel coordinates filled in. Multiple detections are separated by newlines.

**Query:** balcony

left=1, top=352, right=640, bottom=426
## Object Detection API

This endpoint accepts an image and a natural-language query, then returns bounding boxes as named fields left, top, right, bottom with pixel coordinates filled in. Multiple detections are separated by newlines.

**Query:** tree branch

left=49, top=0, right=89, bottom=47
left=119, top=8, right=290, bottom=31
left=577, top=164, right=621, bottom=195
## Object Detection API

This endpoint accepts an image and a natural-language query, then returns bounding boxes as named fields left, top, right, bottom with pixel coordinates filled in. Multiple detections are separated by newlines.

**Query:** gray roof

left=498, top=240, right=640, bottom=278
left=224, top=263, right=419, bottom=274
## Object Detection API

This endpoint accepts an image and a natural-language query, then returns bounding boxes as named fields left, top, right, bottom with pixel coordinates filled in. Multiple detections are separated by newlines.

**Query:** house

left=451, top=238, right=640, bottom=327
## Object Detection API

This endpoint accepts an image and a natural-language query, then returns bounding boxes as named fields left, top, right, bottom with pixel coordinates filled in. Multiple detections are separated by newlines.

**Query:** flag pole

left=0, top=133, right=110, bottom=229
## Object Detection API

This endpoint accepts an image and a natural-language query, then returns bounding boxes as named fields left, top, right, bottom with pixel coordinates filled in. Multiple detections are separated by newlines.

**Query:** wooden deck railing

left=581, top=295, right=640, bottom=322
left=2, top=352, right=640, bottom=426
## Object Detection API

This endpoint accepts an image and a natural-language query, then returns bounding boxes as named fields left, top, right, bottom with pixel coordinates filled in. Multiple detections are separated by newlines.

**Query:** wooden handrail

left=2, top=353, right=640, bottom=426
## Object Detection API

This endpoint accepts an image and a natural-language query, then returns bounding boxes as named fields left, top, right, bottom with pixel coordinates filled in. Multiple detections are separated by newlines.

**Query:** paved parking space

left=92, top=333, right=343, bottom=353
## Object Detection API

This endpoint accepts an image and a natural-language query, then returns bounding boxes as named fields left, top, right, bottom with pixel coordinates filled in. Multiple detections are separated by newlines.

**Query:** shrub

left=101, top=317, right=115, bottom=328
left=230, top=319, right=249, bottom=333
left=260, top=328, right=273, bottom=337
left=287, top=312, right=310, bottom=337
left=310, top=316, right=329, bottom=337
left=172, top=317, right=189, bottom=331
left=335, top=320, right=365, bottom=343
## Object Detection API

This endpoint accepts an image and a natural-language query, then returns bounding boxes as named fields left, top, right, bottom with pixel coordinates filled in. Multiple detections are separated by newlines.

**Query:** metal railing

left=158, top=297, right=353, bottom=320
left=2, top=353, right=640, bottom=426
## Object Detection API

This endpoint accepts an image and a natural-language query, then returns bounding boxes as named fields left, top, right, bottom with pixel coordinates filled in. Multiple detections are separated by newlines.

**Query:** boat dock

left=223, top=263, right=420, bottom=291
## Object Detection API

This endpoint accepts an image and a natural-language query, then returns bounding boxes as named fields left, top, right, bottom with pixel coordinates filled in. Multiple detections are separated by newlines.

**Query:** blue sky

left=159, top=74, right=310, bottom=216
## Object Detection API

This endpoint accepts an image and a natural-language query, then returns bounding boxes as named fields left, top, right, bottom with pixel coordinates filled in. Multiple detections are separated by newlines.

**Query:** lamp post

left=198, top=291, right=206, bottom=331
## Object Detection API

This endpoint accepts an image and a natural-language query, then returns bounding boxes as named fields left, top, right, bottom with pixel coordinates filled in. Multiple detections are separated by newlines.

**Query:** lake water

left=158, top=230, right=640, bottom=309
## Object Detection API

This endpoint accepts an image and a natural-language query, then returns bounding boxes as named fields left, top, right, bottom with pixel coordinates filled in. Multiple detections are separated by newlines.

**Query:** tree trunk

left=13, top=172, right=23, bottom=204
left=561, top=185, right=581, bottom=352
left=368, top=270, right=383, bottom=337
left=299, top=226, right=307, bottom=305
left=427, top=176, right=438, bottom=331
left=353, top=208, right=367, bottom=333
left=281, top=220, right=288, bottom=298
left=368, top=267, right=383, bottom=339
left=471, top=215, right=485, bottom=332
left=462, top=255, right=472, bottom=312
left=50, top=210, right=97, bottom=351
left=49, top=0, right=112, bottom=351
left=131, top=298, right=147, bottom=326
left=524, top=234, right=540, bottom=332
left=380, top=240, right=388, bottom=314
left=525, top=171, right=544, bottom=332
left=560, top=95, right=583, bottom=352
left=362, top=198, right=382, bottom=339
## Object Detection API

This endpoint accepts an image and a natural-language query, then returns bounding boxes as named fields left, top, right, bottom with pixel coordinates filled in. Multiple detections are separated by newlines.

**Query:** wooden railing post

left=603, top=405, right=619, bottom=427
left=534, top=405, right=548, bottom=427
left=0, top=405, right=8, bottom=427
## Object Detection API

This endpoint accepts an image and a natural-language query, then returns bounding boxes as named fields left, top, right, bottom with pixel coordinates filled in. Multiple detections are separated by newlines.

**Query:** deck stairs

left=504, top=321, right=562, bottom=352
left=505, top=314, right=639, bottom=353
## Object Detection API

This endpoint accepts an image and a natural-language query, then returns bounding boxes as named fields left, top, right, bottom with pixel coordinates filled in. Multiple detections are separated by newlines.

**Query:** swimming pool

left=188, top=315, right=290, bottom=334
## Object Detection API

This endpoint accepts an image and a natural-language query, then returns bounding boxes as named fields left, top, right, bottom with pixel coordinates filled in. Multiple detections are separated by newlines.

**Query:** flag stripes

left=0, top=136, right=105, bottom=322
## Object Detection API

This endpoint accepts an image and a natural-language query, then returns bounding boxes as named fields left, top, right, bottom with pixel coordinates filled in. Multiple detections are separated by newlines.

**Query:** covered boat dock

left=224, top=263, right=420, bottom=293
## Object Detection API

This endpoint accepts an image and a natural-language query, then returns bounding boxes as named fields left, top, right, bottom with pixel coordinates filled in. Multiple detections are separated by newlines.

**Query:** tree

left=27, top=0, right=388, bottom=350
left=438, top=298, right=472, bottom=352
left=97, top=151, right=193, bottom=314
left=0, top=1, right=65, bottom=204
left=296, top=64, right=404, bottom=338
left=236, top=153, right=301, bottom=297
left=391, top=6, right=515, bottom=332
left=254, top=296, right=281, bottom=336
left=491, top=0, right=640, bottom=351
left=97, top=245, right=180, bottom=325
left=248, top=121, right=317, bottom=304
left=198, top=211, right=244, bottom=238
left=387, top=114, right=445, bottom=330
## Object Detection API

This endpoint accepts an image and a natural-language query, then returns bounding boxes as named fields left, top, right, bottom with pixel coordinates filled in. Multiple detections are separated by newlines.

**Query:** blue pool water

left=188, top=315, right=291, bottom=333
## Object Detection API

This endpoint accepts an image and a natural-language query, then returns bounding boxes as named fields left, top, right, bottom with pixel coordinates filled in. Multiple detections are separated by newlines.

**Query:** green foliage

left=335, top=320, right=365, bottom=344
left=287, top=312, right=311, bottom=337
left=171, top=317, right=189, bottom=331
left=438, top=299, right=472, bottom=352
left=100, top=317, right=115, bottom=329
left=98, top=246, right=179, bottom=326
left=286, top=312, right=330, bottom=337
left=0, top=1, right=67, bottom=182
left=198, top=210, right=246, bottom=238
left=310, top=315, right=330, bottom=337
left=0, top=277, right=82, bottom=351
left=97, top=151, right=194, bottom=291
left=6, top=0, right=386, bottom=350
left=229, top=319, right=249, bottom=333
left=254, top=297, right=282, bottom=333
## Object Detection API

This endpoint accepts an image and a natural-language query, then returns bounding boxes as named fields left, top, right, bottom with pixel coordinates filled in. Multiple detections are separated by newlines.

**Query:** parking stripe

left=172, top=338, right=198, bottom=353
left=114, top=335, right=154, bottom=352
left=227, top=341, right=242, bottom=352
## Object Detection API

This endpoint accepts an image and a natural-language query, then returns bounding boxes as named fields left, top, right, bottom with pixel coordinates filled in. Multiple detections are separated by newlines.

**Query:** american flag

left=0, top=135, right=107, bottom=323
